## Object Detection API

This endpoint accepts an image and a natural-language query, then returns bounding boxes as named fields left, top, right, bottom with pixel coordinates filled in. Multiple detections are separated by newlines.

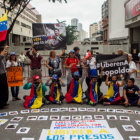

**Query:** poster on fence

left=39, top=128, right=124, bottom=140
left=32, top=23, right=67, bottom=50
left=96, top=55, right=129, bottom=81
left=50, top=120, right=110, bottom=130
left=7, top=66, right=23, bottom=87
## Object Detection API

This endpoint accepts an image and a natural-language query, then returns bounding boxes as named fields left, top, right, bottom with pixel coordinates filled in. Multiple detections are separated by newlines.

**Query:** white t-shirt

left=87, top=57, right=96, bottom=69
left=6, top=60, right=18, bottom=68
left=129, top=61, right=137, bottom=78
left=19, top=54, right=26, bottom=62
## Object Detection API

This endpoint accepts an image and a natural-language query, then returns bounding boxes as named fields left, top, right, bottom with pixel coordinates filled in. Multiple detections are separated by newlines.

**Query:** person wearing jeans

left=6, top=52, right=20, bottom=101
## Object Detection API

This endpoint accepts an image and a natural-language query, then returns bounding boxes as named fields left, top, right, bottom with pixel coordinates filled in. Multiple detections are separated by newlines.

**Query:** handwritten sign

left=7, top=66, right=23, bottom=87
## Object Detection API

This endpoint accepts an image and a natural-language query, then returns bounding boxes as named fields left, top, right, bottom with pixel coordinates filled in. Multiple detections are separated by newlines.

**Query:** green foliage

left=66, top=25, right=78, bottom=45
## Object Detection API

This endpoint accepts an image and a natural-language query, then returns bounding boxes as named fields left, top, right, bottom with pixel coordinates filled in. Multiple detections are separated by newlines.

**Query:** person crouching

left=45, top=75, right=65, bottom=104
left=23, top=75, right=47, bottom=109
left=65, top=71, right=83, bottom=104
left=85, top=67, right=104, bottom=106
left=103, top=74, right=124, bottom=105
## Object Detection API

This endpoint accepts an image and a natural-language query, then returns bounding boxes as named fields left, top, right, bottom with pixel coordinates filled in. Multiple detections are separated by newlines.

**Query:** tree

left=66, top=25, right=78, bottom=45
left=0, top=0, right=68, bottom=45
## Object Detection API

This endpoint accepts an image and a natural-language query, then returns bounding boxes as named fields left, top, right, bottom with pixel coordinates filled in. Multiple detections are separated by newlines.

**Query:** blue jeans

left=11, top=87, right=19, bottom=98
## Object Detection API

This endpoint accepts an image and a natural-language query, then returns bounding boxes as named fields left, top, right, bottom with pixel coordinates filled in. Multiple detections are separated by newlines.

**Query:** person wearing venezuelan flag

left=23, top=75, right=47, bottom=109
left=45, top=74, right=65, bottom=104
left=65, top=71, right=83, bottom=104
left=103, top=74, right=125, bottom=105
left=85, top=67, right=104, bottom=106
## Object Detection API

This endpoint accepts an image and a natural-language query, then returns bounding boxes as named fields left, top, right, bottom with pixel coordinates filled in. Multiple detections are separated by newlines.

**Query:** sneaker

left=16, top=97, right=21, bottom=100
left=103, top=102, right=111, bottom=106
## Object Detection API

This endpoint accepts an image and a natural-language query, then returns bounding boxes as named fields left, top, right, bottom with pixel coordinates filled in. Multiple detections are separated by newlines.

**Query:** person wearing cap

left=6, top=52, right=20, bottom=101
left=45, top=74, right=65, bottom=104
left=23, top=75, right=47, bottom=109
left=26, top=46, right=43, bottom=79
left=65, top=50, right=79, bottom=92
left=84, top=52, right=97, bottom=86
left=65, top=71, right=83, bottom=104
left=0, top=45, right=9, bottom=108
left=85, top=67, right=104, bottom=105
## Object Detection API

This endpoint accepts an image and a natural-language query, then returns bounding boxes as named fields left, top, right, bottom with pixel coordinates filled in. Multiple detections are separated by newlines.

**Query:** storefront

left=125, top=0, right=140, bottom=61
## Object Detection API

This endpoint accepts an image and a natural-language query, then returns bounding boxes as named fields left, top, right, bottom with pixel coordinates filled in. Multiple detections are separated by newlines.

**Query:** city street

left=0, top=68, right=140, bottom=140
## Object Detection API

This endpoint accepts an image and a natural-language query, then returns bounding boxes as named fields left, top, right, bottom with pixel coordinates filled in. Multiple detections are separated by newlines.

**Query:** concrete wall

left=108, top=0, right=129, bottom=40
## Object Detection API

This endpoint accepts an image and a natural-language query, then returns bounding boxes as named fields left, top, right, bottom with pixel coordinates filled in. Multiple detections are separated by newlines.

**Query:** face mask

left=112, top=80, right=117, bottom=83
left=74, top=76, right=79, bottom=81
left=34, top=82, right=40, bottom=87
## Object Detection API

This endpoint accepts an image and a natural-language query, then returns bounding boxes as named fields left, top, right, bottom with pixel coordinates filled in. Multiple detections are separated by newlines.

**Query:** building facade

left=0, top=1, right=41, bottom=52
left=108, top=0, right=129, bottom=45
left=71, top=18, right=79, bottom=27
left=102, top=0, right=109, bottom=44
left=89, top=23, right=98, bottom=38
left=125, top=0, right=140, bottom=61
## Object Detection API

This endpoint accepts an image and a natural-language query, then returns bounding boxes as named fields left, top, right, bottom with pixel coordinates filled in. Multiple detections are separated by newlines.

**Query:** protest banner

left=7, top=66, right=23, bottom=87
left=39, top=128, right=124, bottom=140
left=50, top=120, right=110, bottom=129
left=96, top=54, right=129, bottom=80
left=32, top=23, right=67, bottom=50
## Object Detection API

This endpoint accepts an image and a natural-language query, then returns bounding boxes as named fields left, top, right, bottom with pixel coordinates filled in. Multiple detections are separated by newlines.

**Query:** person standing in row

left=6, top=52, right=20, bottom=101
left=26, top=46, right=43, bottom=79
left=18, top=52, right=26, bottom=71
left=0, top=46, right=9, bottom=108
left=128, top=54, right=137, bottom=79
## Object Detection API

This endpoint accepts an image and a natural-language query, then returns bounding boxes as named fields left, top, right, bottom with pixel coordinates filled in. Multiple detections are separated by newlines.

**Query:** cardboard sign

left=32, top=23, right=67, bottom=50
left=50, top=120, right=110, bottom=130
left=7, top=66, right=23, bottom=87
left=39, top=128, right=124, bottom=140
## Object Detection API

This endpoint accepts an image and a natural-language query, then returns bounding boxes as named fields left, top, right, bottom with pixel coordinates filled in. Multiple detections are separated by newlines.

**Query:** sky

left=30, top=0, right=106, bottom=36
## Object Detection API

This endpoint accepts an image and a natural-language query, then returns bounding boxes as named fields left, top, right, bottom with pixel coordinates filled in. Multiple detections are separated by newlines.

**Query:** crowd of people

left=0, top=45, right=139, bottom=109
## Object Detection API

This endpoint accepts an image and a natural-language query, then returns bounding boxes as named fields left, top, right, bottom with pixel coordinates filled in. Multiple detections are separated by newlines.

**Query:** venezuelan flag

left=0, top=13, right=8, bottom=42
left=104, top=82, right=121, bottom=103
left=90, top=82, right=98, bottom=103
left=65, top=78, right=83, bottom=103
left=49, top=83, right=60, bottom=103
left=24, top=84, right=43, bottom=109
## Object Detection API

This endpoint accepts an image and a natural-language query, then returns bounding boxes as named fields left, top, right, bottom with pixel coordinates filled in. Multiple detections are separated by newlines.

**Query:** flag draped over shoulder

left=90, top=82, right=98, bottom=103
left=49, top=83, right=60, bottom=103
left=0, top=13, right=8, bottom=42
left=104, top=82, right=121, bottom=103
left=24, top=83, right=43, bottom=109
left=65, top=79, right=83, bottom=103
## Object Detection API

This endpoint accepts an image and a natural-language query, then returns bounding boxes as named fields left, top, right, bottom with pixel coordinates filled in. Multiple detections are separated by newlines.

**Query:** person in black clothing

left=0, top=45, right=9, bottom=109
left=45, top=74, right=65, bottom=104
left=85, top=67, right=104, bottom=105
left=123, top=78, right=140, bottom=107
left=74, top=46, right=81, bottom=60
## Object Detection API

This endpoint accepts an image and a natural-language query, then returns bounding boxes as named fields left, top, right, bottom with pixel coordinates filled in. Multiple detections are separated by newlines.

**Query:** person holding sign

left=6, top=52, right=20, bottom=101
left=0, top=45, right=9, bottom=108
left=123, top=78, right=140, bottom=107
left=85, top=67, right=104, bottom=105
left=65, top=71, right=83, bottom=104
left=45, top=74, right=65, bottom=104
left=104, top=74, right=125, bottom=105
left=26, top=46, right=43, bottom=79
left=23, top=75, right=47, bottom=109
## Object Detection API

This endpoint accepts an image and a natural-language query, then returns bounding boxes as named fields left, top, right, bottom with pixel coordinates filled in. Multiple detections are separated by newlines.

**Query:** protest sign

left=39, top=128, right=124, bottom=140
left=32, top=23, right=67, bottom=50
left=7, top=66, right=23, bottom=87
left=50, top=120, right=110, bottom=130
left=96, top=55, right=129, bottom=80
